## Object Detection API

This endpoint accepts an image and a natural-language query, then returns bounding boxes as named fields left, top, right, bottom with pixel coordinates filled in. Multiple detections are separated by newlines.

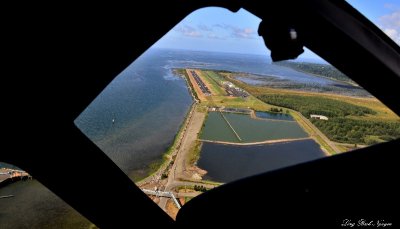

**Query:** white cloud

left=232, top=27, right=256, bottom=39
left=198, top=24, right=213, bottom=32
left=212, top=24, right=256, bottom=39
left=207, top=33, right=225, bottom=40
left=383, top=28, right=400, bottom=43
left=379, top=10, right=400, bottom=44
left=379, top=10, right=400, bottom=29
left=174, top=25, right=203, bottom=38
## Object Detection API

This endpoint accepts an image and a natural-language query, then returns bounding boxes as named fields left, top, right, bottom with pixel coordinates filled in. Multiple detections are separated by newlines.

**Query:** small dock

left=0, top=168, right=31, bottom=187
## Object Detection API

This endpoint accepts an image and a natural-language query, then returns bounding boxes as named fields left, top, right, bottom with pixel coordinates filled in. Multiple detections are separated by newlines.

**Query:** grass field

left=220, top=71, right=400, bottom=145
left=191, top=69, right=278, bottom=111
left=200, top=71, right=226, bottom=96
left=181, top=68, right=399, bottom=146
left=226, top=75, right=399, bottom=122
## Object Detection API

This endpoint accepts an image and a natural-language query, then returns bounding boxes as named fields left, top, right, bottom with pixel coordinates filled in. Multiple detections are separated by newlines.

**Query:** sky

left=153, top=1, right=400, bottom=60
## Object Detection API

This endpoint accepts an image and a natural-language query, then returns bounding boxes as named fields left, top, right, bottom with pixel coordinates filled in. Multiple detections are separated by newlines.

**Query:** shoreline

left=136, top=102, right=196, bottom=186
left=137, top=67, right=342, bottom=185
left=136, top=70, right=198, bottom=186
left=140, top=67, right=347, bottom=213
left=0, top=168, right=32, bottom=188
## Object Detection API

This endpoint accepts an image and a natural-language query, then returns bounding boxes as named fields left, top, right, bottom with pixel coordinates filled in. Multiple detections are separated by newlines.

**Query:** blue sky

left=153, top=1, right=400, bottom=59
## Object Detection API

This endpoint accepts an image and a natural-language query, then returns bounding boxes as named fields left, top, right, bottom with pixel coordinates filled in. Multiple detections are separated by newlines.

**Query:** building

left=310, top=114, right=329, bottom=120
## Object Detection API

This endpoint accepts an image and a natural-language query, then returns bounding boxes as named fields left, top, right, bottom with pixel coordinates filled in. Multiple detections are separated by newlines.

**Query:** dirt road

left=159, top=105, right=206, bottom=210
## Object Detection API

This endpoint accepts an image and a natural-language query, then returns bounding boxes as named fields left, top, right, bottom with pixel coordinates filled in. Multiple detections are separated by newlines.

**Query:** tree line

left=311, top=118, right=400, bottom=144
left=258, top=94, right=376, bottom=118
left=257, top=94, right=400, bottom=145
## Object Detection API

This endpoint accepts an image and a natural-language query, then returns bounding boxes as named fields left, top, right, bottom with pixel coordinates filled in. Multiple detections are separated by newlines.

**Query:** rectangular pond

left=197, top=139, right=325, bottom=183
left=200, top=112, right=308, bottom=143
left=255, top=111, right=294, bottom=121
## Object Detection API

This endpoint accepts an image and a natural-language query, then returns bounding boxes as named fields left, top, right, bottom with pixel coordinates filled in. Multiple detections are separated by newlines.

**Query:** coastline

left=136, top=102, right=196, bottom=185
left=137, top=67, right=343, bottom=185
left=0, top=168, right=32, bottom=188
left=136, top=70, right=197, bottom=186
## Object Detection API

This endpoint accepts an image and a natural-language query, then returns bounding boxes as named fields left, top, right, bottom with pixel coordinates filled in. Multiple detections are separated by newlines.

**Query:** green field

left=200, top=71, right=226, bottom=95
left=255, top=94, right=400, bottom=144
left=183, top=68, right=400, bottom=146
left=216, top=71, right=400, bottom=145
left=201, top=112, right=308, bottom=143
left=205, top=71, right=225, bottom=84
left=258, top=94, right=376, bottom=118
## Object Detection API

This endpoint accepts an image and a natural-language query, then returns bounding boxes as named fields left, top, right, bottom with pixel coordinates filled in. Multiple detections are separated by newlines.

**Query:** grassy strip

left=315, top=135, right=337, bottom=155
left=205, top=70, right=225, bottom=83
left=178, top=178, right=223, bottom=186
left=202, top=71, right=226, bottom=95
left=185, top=196, right=193, bottom=203
left=198, top=70, right=226, bottom=96
left=187, top=110, right=208, bottom=167
left=188, top=140, right=203, bottom=166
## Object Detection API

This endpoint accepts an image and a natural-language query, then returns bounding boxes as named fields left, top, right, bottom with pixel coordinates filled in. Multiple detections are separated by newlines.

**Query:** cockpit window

left=2, top=4, right=398, bottom=227
left=73, top=7, right=400, bottom=219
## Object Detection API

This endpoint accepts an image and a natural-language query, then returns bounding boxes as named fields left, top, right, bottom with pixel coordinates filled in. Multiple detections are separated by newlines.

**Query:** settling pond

left=198, top=140, right=325, bottom=183
left=200, top=112, right=307, bottom=143
left=198, top=111, right=325, bottom=183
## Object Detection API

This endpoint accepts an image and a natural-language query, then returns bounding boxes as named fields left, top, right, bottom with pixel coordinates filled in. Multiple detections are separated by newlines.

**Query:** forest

left=311, top=118, right=400, bottom=144
left=257, top=94, right=376, bottom=118
left=257, top=94, right=400, bottom=144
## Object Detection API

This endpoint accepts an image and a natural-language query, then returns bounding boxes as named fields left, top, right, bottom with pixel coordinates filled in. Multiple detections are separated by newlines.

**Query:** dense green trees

left=258, top=94, right=376, bottom=118
left=311, top=118, right=400, bottom=144
left=258, top=94, right=399, bottom=144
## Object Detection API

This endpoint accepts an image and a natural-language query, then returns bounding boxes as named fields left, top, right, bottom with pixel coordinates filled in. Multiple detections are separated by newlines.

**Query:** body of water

left=74, top=48, right=331, bottom=179
left=201, top=112, right=307, bottom=143
left=233, top=72, right=370, bottom=96
left=167, top=51, right=339, bottom=86
left=0, top=180, right=93, bottom=229
left=255, top=111, right=294, bottom=121
left=0, top=162, right=20, bottom=170
left=1, top=48, right=338, bottom=228
left=74, top=48, right=195, bottom=179
left=198, top=140, right=325, bottom=183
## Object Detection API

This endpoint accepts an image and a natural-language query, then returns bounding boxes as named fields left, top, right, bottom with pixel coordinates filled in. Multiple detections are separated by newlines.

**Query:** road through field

left=292, top=110, right=341, bottom=154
